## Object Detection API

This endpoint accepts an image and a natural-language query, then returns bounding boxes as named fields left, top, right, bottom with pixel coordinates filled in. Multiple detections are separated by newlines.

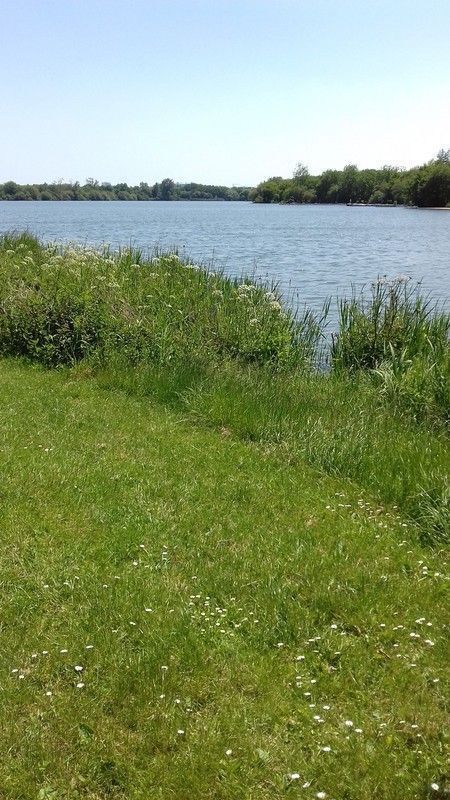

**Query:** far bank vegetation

left=251, top=150, right=450, bottom=208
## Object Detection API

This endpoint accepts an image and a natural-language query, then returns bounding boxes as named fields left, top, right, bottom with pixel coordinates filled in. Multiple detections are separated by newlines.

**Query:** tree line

left=2, top=151, right=449, bottom=206
left=250, top=150, right=450, bottom=207
left=0, top=177, right=251, bottom=201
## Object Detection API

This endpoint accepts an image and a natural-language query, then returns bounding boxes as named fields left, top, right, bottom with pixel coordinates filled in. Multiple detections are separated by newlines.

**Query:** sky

left=1, top=0, right=449, bottom=186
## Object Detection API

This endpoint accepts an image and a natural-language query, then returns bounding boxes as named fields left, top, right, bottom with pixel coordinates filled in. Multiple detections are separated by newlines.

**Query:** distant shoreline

left=0, top=196, right=249, bottom=203
left=1, top=198, right=450, bottom=209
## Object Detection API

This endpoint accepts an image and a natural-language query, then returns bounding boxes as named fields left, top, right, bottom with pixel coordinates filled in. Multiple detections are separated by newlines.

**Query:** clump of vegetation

left=331, top=277, right=449, bottom=423
left=251, top=150, right=450, bottom=207
left=0, top=232, right=316, bottom=370
left=0, top=233, right=448, bottom=545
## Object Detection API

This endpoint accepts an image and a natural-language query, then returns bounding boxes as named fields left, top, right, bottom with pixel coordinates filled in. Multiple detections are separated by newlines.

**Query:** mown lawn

left=0, top=360, right=448, bottom=800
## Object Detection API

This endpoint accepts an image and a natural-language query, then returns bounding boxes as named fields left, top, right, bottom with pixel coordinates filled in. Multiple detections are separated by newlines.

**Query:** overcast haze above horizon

left=2, top=0, right=449, bottom=186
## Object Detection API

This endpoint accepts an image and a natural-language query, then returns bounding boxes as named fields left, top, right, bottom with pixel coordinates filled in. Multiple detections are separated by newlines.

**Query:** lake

left=0, top=201, right=448, bottom=317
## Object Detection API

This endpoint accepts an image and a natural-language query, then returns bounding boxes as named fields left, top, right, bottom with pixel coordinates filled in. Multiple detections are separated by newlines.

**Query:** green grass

left=0, top=232, right=316, bottom=369
left=0, top=233, right=448, bottom=543
left=96, top=360, right=449, bottom=545
left=0, top=360, right=449, bottom=800
left=331, top=278, right=449, bottom=423
left=0, top=234, right=449, bottom=797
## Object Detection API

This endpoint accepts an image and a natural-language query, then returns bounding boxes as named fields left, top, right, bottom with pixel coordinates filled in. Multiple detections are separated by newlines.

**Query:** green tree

left=2, top=181, right=19, bottom=197
left=435, top=148, right=450, bottom=164
left=413, top=163, right=450, bottom=207
left=293, top=162, right=309, bottom=180
left=158, top=178, right=175, bottom=200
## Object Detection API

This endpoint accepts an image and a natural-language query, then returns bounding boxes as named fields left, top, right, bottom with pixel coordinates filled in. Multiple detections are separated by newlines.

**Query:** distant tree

left=253, top=177, right=290, bottom=203
left=293, top=162, right=309, bottom=180
left=435, top=148, right=450, bottom=164
left=412, top=163, right=450, bottom=207
left=137, top=181, right=153, bottom=200
left=158, top=178, right=175, bottom=200
left=315, top=169, right=340, bottom=203
left=2, top=181, right=19, bottom=197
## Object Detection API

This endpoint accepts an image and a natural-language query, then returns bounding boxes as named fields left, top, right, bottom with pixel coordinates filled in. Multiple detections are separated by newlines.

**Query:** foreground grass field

left=0, top=360, right=448, bottom=800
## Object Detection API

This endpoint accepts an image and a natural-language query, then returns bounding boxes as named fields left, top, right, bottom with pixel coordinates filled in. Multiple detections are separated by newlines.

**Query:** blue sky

left=1, top=0, right=449, bottom=185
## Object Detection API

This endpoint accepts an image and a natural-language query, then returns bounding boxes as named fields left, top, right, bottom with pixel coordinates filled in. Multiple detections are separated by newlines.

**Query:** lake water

left=0, top=201, right=448, bottom=317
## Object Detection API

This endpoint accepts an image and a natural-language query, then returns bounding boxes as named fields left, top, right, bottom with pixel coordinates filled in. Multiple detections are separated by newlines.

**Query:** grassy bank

left=0, top=360, right=449, bottom=799
left=0, top=234, right=449, bottom=798
left=0, top=233, right=448, bottom=543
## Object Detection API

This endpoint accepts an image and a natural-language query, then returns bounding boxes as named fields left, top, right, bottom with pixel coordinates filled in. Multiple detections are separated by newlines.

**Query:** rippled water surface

left=1, top=201, right=448, bottom=315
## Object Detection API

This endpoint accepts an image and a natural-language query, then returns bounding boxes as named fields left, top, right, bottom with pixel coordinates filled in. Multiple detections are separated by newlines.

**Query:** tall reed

left=331, top=277, right=449, bottom=422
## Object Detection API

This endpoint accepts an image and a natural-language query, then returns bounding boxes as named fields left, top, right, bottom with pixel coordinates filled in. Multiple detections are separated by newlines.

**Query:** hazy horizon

left=2, top=0, right=449, bottom=186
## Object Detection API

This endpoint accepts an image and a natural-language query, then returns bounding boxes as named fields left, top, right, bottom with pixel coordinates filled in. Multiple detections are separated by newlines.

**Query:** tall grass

left=331, top=278, right=449, bottom=423
left=0, top=232, right=448, bottom=543
left=0, top=232, right=319, bottom=370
